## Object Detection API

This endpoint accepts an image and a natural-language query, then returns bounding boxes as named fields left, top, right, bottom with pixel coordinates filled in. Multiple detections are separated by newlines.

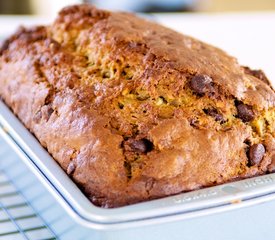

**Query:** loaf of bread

left=1, top=4, right=275, bottom=208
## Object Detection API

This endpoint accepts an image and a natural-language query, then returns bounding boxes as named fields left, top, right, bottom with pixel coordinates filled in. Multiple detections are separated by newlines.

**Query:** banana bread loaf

left=0, top=4, right=275, bottom=208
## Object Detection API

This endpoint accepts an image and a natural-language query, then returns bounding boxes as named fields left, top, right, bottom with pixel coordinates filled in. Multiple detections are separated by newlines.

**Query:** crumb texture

left=0, top=4, right=275, bottom=207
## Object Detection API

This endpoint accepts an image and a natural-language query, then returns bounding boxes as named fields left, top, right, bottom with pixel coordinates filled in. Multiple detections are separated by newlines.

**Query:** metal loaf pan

left=1, top=99, right=275, bottom=230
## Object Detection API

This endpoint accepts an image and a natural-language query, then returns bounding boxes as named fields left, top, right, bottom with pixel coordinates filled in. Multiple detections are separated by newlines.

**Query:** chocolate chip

left=249, top=144, right=265, bottom=166
left=236, top=103, right=255, bottom=122
left=243, top=66, right=271, bottom=86
left=130, top=139, right=153, bottom=153
left=0, top=39, right=10, bottom=55
left=244, top=139, right=251, bottom=146
left=190, top=75, right=213, bottom=95
left=203, top=108, right=224, bottom=122
left=118, top=102, right=124, bottom=109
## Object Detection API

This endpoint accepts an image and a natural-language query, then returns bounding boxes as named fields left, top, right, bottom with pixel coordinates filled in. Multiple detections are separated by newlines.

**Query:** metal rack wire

left=0, top=170, right=57, bottom=240
left=0, top=136, right=92, bottom=240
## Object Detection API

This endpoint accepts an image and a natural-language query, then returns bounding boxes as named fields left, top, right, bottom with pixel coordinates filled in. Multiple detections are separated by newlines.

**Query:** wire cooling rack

left=0, top=170, right=57, bottom=240
left=0, top=137, right=93, bottom=240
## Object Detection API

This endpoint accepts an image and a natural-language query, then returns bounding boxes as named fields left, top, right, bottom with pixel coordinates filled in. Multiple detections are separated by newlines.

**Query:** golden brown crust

left=0, top=4, right=275, bottom=207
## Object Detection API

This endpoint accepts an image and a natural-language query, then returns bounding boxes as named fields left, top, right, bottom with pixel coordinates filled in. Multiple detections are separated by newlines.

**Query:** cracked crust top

left=0, top=4, right=275, bottom=207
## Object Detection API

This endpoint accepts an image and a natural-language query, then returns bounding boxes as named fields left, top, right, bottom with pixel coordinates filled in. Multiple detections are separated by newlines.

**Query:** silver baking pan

left=1, top=99, right=275, bottom=231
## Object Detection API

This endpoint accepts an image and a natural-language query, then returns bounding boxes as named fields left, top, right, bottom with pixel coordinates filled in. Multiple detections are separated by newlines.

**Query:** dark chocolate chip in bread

left=249, top=144, right=265, bottom=166
left=0, top=39, right=10, bottom=55
left=130, top=139, right=153, bottom=153
left=243, top=66, right=272, bottom=86
left=203, top=108, right=224, bottom=122
left=190, top=75, right=213, bottom=95
left=236, top=103, right=255, bottom=122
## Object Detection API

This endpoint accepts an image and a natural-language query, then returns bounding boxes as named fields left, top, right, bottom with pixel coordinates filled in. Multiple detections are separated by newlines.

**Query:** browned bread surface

left=1, top=4, right=275, bottom=207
